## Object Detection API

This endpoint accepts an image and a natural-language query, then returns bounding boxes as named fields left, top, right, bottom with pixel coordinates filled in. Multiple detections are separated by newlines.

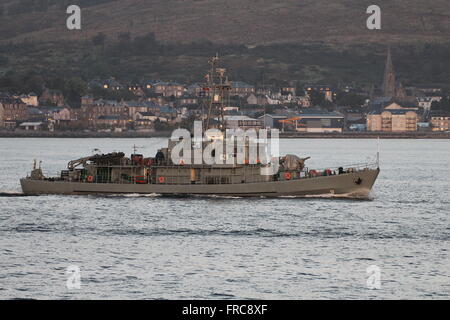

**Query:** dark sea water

left=0, top=138, right=449, bottom=299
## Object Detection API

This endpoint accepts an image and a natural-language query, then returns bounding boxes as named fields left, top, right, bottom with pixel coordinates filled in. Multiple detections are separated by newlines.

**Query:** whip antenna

left=376, top=136, right=380, bottom=168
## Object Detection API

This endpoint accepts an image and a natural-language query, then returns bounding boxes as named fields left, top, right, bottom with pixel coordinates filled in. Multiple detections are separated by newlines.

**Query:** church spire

left=396, top=81, right=407, bottom=101
left=382, top=47, right=396, bottom=98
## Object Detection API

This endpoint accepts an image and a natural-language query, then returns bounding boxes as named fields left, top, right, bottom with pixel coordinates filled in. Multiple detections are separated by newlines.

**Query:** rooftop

left=231, top=81, right=254, bottom=89
left=137, top=112, right=156, bottom=117
left=296, top=109, right=344, bottom=118
left=224, top=115, right=257, bottom=121
left=19, top=122, right=43, bottom=126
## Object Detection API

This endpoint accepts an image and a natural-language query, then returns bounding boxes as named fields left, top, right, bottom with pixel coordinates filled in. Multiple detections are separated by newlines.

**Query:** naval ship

left=20, top=56, right=379, bottom=197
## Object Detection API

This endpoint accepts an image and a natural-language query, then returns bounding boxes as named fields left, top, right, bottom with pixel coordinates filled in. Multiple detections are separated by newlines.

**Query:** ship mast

left=204, top=54, right=231, bottom=133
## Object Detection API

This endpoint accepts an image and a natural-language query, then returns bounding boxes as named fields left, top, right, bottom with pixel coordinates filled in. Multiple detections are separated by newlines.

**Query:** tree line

left=1, top=31, right=450, bottom=107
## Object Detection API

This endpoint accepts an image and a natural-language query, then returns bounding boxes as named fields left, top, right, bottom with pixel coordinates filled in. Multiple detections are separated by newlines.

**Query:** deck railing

left=40, top=160, right=378, bottom=186
left=311, top=161, right=379, bottom=174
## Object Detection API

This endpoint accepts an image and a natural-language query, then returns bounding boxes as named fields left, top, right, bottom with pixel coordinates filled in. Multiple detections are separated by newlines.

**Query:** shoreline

left=0, top=131, right=449, bottom=139
left=280, top=132, right=450, bottom=139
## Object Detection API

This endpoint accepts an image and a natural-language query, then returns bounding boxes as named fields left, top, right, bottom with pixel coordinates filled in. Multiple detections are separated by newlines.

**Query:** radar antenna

left=132, top=144, right=144, bottom=154
left=203, top=54, right=232, bottom=133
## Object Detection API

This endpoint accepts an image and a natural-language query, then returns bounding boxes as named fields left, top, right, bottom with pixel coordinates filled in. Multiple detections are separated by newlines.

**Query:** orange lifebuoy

left=158, top=176, right=165, bottom=183
left=284, top=172, right=292, bottom=180
left=87, top=175, right=94, bottom=183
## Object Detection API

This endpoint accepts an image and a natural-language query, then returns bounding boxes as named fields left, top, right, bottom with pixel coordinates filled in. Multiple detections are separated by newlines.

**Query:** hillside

left=0, top=0, right=450, bottom=94
left=1, top=0, right=450, bottom=45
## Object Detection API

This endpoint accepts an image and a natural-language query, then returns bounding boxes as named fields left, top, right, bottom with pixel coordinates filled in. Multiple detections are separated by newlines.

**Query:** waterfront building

left=101, top=78, right=125, bottom=91
left=367, top=109, right=418, bottom=132
left=246, top=93, right=271, bottom=106
left=16, top=93, right=38, bottom=107
left=81, top=99, right=128, bottom=122
left=18, top=122, right=44, bottom=131
left=430, top=112, right=450, bottom=132
left=259, top=114, right=288, bottom=130
left=291, top=110, right=344, bottom=133
left=417, top=96, right=442, bottom=111
left=267, top=109, right=344, bottom=133
left=39, top=89, right=65, bottom=106
left=230, top=81, right=255, bottom=97
left=176, top=94, right=198, bottom=107
left=281, top=86, right=296, bottom=96
left=304, top=85, right=334, bottom=102
left=95, top=115, right=129, bottom=129
left=0, top=95, right=29, bottom=128
left=27, top=106, right=72, bottom=123
left=224, top=115, right=262, bottom=131
left=153, top=81, right=185, bottom=97
left=134, top=111, right=159, bottom=122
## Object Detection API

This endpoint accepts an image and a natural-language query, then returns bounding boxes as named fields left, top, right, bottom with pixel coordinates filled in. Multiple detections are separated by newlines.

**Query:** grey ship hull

left=20, top=168, right=379, bottom=198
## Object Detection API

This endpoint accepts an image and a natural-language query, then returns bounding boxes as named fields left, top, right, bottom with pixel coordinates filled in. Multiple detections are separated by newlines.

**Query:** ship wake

left=300, top=192, right=374, bottom=201
left=0, top=191, right=32, bottom=197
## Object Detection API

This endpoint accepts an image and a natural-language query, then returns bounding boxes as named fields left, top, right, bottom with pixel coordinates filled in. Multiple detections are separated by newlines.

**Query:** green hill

left=0, top=0, right=449, bottom=93
left=1, top=0, right=450, bottom=44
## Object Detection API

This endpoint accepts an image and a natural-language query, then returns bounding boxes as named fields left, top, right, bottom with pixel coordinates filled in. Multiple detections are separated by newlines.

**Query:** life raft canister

left=284, top=172, right=292, bottom=180
left=134, top=176, right=147, bottom=184
left=87, top=175, right=94, bottom=183
left=158, top=176, right=165, bottom=183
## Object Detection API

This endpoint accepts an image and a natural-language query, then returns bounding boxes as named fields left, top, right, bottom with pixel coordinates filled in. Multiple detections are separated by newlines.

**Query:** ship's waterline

left=20, top=168, right=379, bottom=197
